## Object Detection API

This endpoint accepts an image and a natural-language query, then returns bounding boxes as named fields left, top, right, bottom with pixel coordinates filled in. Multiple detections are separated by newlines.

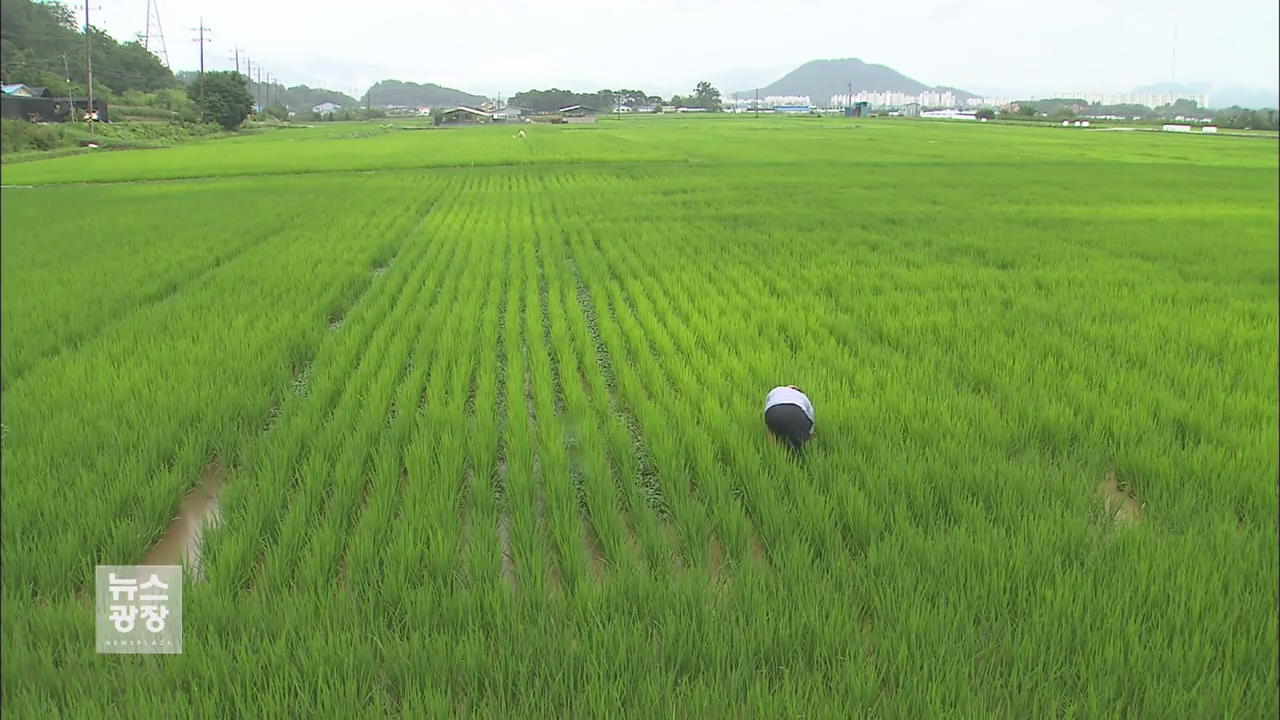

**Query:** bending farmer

left=764, top=385, right=815, bottom=454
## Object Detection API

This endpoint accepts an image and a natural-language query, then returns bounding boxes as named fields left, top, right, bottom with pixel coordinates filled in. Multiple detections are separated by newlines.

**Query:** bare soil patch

left=708, top=537, right=725, bottom=580
left=748, top=526, right=768, bottom=564
left=1097, top=468, right=1144, bottom=526
left=143, top=459, right=226, bottom=576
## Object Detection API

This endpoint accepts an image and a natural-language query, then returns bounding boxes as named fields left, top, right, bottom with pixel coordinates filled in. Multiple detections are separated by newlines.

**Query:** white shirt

left=764, top=386, right=815, bottom=425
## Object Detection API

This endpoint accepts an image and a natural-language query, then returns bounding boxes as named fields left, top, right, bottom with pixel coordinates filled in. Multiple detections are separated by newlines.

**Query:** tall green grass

left=2, top=117, right=1276, bottom=716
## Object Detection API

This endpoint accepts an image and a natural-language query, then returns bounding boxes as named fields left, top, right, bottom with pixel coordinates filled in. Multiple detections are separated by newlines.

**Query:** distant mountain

left=1131, top=81, right=1278, bottom=109
left=277, top=85, right=359, bottom=111
left=364, top=80, right=488, bottom=108
left=696, top=63, right=798, bottom=99
left=733, top=58, right=974, bottom=103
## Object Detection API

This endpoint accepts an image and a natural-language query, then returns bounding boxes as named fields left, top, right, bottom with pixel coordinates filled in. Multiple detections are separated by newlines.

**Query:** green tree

left=975, top=108, right=995, bottom=121
left=694, top=81, right=721, bottom=111
left=189, top=71, right=252, bottom=129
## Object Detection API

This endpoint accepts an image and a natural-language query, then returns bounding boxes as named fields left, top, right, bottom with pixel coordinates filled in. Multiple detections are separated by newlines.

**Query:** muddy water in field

left=1097, top=468, right=1144, bottom=526
left=143, top=461, right=226, bottom=573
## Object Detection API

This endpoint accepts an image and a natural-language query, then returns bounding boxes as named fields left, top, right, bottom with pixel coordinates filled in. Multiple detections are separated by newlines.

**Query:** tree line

left=510, top=83, right=721, bottom=112
left=1001, top=97, right=1277, bottom=130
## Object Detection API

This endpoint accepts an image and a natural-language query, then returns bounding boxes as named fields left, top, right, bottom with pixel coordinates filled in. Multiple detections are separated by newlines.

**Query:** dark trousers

left=764, top=403, right=812, bottom=453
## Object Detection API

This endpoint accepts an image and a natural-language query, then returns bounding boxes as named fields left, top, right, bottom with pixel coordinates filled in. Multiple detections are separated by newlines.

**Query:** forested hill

left=278, top=85, right=360, bottom=110
left=364, top=79, right=488, bottom=108
left=0, top=0, right=174, bottom=95
left=734, top=57, right=973, bottom=102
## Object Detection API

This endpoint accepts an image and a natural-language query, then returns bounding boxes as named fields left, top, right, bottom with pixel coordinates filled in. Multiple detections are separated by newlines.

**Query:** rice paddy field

left=2, top=116, right=1277, bottom=716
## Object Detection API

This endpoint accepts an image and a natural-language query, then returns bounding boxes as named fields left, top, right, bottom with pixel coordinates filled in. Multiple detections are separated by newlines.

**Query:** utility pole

left=84, top=1, right=94, bottom=133
left=63, top=54, right=74, bottom=121
left=230, top=44, right=241, bottom=75
left=192, top=18, right=210, bottom=99
left=244, top=58, right=255, bottom=107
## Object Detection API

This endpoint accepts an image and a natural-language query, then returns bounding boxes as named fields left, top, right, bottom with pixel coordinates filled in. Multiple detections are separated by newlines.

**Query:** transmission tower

left=137, top=0, right=170, bottom=68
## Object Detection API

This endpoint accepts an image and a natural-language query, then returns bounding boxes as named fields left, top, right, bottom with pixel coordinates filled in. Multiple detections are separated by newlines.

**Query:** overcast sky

left=90, top=0, right=1279, bottom=98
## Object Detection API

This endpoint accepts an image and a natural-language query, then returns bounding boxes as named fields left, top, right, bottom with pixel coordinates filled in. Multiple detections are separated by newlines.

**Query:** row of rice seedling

left=0, top=181, right=301, bottom=387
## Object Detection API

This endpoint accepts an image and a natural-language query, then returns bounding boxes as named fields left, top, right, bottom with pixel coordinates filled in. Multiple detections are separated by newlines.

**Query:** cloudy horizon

left=84, top=0, right=1279, bottom=101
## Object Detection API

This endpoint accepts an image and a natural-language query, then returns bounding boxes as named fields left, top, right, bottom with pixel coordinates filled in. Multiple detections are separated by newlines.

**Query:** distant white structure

left=920, top=109, right=976, bottom=120
left=763, top=95, right=811, bottom=107
left=1202, top=126, right=1218, bottom=134
left=312, top=101, right=342, bottom=113
left=965, top=97, right=1011, bottom=108
left=830, top=90, right=957, bottom=109
left=1053, top=91, right=1210, bottom=108
left=1161, top=124, right=1193, bottom=132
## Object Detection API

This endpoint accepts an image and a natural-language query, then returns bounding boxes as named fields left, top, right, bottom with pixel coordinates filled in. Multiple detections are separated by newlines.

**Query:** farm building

left=844, top=101, right=869, bottom=117
left=437, top=106, right=493, bottom=124
left=2, top=84, right=52, bottom=98
left=312, top=101, right=342, bottom=113
left=1, top=93, right=108, bottom=122
left=492, top=105, right=528, bottom=121
left=902, top=102, right=921, bottom=118
left=558, top=105, right=598, bottom=124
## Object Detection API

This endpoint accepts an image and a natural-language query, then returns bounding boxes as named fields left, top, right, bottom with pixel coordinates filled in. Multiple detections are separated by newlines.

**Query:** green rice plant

left=2, top=117, right=1275, bottom=716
